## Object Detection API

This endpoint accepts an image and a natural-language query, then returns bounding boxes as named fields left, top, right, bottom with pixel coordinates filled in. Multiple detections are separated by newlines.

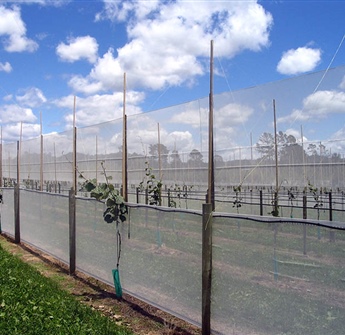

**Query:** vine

left=308, top=181, right=323, bottom=220
left=139, top=161, right=162, bottom=206
left=233, top=185, right=242, bottom=214
left=82, top=162, right=128, bottom=224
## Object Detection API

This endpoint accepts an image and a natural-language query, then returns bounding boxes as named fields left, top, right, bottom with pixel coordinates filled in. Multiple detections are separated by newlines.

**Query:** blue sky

left=0, top=0, right=345, bottom=156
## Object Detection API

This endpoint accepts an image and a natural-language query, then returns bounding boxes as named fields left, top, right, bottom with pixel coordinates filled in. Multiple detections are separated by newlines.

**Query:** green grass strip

left=0, top=244, right=133, bottom=335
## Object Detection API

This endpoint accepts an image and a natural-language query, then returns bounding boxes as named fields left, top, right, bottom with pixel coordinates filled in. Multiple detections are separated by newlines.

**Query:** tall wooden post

left=40, top=112, right=43, bottom=191
left=202, top=203, right=213, bottom=335
left=303, top=195, right=307, bottom=255
left=122, top=73, right=128, bottom=202
left=0, top=127, right=2, bottom=187
left=158, top=123, right=162, bottom=180
left=207, top=40, right=215, bottom=210
left=14, top=141, right=20, bottom=243
left=69, top=188, right=76, bottom=274
left=273, top=100, right=279, bottom=216
left=72, top=96, right=77, bottom=193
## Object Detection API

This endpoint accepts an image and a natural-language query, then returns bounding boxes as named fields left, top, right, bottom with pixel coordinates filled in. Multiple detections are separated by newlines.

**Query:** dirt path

left=0, top=234, right=201, bottom=335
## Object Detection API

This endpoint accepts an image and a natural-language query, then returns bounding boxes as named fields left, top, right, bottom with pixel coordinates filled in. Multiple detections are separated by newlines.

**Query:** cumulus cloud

left=125, top=114, right=196, bottom=156
left=72, top=0, right=273, bottom=94
left=53, top=92, right=144, bottom=128
left=0, top=61, right=12, bottom=72
left=0, top=5, right=38, bottom=52
left=277, top=46, right=321, bottom=75
left=16, top=87, right=47, bottom=107
left=2, top=122, right=41, bottom=142
left=0, top=104, right=37, bottom=124
left=278, top=90, right=345, bottom=124
left=56, top=35, right=99, bottom=63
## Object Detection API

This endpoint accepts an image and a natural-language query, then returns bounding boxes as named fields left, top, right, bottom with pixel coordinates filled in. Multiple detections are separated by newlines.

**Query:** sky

left=0, top=0, right=345, bottom=157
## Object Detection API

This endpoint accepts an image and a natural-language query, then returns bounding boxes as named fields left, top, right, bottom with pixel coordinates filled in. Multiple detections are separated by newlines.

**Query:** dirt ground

left=0, top=234, right=201, bottom=335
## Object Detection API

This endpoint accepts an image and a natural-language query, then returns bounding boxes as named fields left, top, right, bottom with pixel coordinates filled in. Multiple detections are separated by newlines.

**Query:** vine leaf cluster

left=232, top=185, right=243, bottom=213
left=139, top=161, right=162, bottom=206
left=308, top=181, right=323, bottom=219
left=81, top=162, right=128, bottom=224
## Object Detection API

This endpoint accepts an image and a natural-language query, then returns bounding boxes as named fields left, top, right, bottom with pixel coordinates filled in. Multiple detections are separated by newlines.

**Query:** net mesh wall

left=76, top=119, right=123, bottom=188
left=211, top=214, right=345, bottom=335
left=2, top=188, right=345, bottom=333
left=0, top=188, right=14, bottom=236
left=20, top=136, right=41, bottom=185
left=42, top=130, right=74, bottom=193
left=75, top=199, right=202, bottom=326
left=2, top=66, right=345, bottom=216
left=20, top=189, right=70, bottom=263
left=2, top=142, right=17, bottom=185
left=76, top=197, right=118, bottom=282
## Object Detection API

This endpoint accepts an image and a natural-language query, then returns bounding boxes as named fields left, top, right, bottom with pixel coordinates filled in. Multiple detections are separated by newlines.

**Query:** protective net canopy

left=2, top=65, right=345, bottom=217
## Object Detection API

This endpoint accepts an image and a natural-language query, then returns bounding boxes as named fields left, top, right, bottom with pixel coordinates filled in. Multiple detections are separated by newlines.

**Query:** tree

left=215, top=154, right=225, bottom=166
left=149, top=143, right=169, bottom=165
left=188, top=149, right=203, bottom=165
left=256, top=132, right=275, bottom=160
left=170, top=149, right=182, bottom=167
left=256, top=131, right=305, bottom=162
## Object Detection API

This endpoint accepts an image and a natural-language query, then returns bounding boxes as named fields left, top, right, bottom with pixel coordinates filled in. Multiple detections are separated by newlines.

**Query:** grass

left=0, top=244, right=133, bottom=335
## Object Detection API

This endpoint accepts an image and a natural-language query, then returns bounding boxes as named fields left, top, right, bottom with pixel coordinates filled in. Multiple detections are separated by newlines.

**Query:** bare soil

left=0, top=234, right=201, bottom=335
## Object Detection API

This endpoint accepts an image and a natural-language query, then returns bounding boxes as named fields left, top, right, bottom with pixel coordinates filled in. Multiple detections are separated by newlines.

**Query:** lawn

left=0, top=244, right=133, bottom=335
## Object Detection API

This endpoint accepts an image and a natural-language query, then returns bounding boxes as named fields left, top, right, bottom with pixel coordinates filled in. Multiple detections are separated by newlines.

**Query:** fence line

left=1, top=188, right=345, bottom=334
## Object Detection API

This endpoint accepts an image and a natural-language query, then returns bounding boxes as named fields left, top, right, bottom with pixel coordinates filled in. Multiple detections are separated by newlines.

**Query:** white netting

left=212, top=214, right=345, bottom=335
left=19, top=189, right=70, bottom=263
left=0, top=188, right=15, bottom=236
left=76, top=199, right=202, bottom=325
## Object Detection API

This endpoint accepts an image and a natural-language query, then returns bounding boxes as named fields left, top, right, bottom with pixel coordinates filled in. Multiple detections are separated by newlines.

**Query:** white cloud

left=56, top=35, right=98, bottom=63
left=68, top=48, right=123, bottom=94
left=79, top=0, right=273, bottom=93
left=53, top=92, right=144, bottom=128
left=126, top=114, right=196, bottom=156
left=285, top=128, right=306, bottom=142
left=16, top=87, right=47, bottom=107
left=277, top=46, right=321, bottom=75
left=2, top=122, right=40, bottom=142
left=0, top=61, right=12, bottom=72
left=278, top=90, right=345, bottom=124
left=0, top=5, right=38, bottom=52
left=0, top=104, right=37, bottom=123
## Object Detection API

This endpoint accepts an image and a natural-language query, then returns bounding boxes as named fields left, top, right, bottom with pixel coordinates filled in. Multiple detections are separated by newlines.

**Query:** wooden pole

left=72, top=96, right=77, bottom=193
left=95, top=135, right=98, bottom=185
left=54, top=142, right=57, bottom=192
left=301, top=125, right=306, bottom=184
left=158, top=123, right=162, bottom=180
left=273, top=99, right=279, bottom=216
left=19, top=122, right=22, bottom=186
left=0, top=126, right=2, bottom=187
left=122, top=73, right=128, bottom=202
left=207, top=40, right=215, bottom=210
left=69, top=188, right=76, bottom=274
left=40, top=112, right=43, bottom=191
left=202, top=203, right=213, bottom=335
left=14, top=141, right=20, bottom=244
left=303, top=195, right=307, bottom=255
